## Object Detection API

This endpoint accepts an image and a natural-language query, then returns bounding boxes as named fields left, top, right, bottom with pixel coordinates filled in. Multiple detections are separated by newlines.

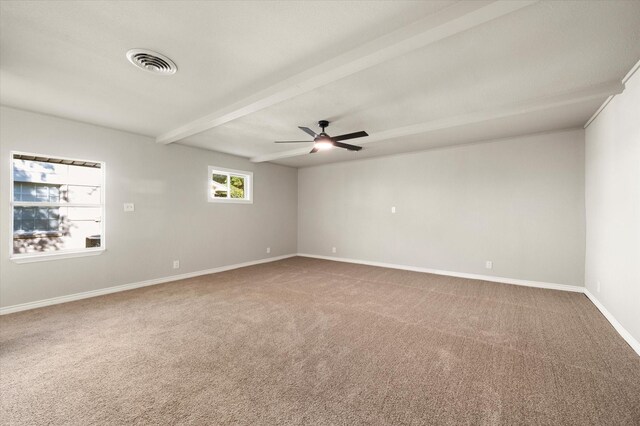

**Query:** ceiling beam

left=156, top=0, right=538, bottom=144
left=250, top=80, right=624, bottom=163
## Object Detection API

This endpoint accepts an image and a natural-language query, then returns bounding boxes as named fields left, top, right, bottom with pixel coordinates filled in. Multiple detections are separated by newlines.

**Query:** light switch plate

left=124, top=203, right=135, bottom=212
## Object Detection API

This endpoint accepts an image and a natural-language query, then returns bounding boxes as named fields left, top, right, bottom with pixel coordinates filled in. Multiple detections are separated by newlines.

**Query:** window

left=208, top=166, right=252, bottom=203
left=11, top=152, right=105, bottom=261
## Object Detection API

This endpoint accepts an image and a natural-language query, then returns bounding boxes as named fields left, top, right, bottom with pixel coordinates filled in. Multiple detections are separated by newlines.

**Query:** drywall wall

left=298, top=129, right=586, bottom=287
left=585, top=67, right=640, bottom=344
left=0, top=106, right=297, bottom=308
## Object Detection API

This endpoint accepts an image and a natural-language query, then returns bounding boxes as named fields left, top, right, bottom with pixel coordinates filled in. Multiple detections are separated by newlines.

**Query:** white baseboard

left=0, top=254, right=296, bottom=315
left=583, top=289, right=640, bottom=356
left=297, top=253, right=584, bottom=292
left=3, top=252, right=638, bottom=358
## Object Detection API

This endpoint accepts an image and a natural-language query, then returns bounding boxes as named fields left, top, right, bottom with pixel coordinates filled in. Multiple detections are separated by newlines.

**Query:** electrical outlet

left=391, top=206, right=396, bottom=214
left=124, top=203, right=135, bottom=212
left=266, top=247, right=271, bottom=254
left=332, top=247, right=337, bottom=253
left=485, top=260, right=493, bottom=270
left=173, top=260, right=180, bottom=269
left=597, top=280, right=601, bottom=293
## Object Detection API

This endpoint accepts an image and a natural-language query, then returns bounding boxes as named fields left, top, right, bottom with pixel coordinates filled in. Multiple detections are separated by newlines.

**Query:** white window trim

left=9, top=151, right=107, bottom=262
left=11, top=248, right=105, bottom=264
left=207, top=165, right=253, bottom=204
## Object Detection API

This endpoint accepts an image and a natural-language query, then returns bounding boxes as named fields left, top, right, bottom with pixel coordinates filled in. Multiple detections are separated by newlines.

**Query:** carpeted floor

left=1, top=257, right=639, bottom=425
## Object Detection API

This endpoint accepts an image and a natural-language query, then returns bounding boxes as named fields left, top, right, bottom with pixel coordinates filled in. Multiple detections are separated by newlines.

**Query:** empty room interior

left=1, top=1, right=639, bottom=424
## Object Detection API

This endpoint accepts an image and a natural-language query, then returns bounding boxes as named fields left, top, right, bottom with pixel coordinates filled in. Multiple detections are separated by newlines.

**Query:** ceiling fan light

left=314, top=141, right=333, bottom=151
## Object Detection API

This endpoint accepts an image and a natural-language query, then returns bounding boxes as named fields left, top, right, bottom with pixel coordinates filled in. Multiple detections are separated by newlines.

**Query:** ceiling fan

left=275, top=120, right=368, bottom=153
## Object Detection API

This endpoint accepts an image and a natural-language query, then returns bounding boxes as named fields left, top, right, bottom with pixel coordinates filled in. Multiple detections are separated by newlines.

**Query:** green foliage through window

left=212, top=174, right=227, bottom=185
left=230, top=176, right=244, bottom=198
left=210, top=169, right=250, bottom=201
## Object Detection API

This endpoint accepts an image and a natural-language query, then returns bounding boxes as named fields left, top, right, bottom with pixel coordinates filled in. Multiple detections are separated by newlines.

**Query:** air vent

left=126, top=49, right=177, bottom=75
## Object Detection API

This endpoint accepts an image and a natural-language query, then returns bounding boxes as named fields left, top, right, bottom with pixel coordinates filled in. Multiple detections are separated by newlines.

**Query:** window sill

left=11, top=248, right=105, bottom=264
left=207, top=198, right=253, bottom=204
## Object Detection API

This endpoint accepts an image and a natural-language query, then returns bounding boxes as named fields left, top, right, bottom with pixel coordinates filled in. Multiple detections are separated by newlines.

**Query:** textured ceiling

left=272, top=99, right=601, bottom=168
left=1, top=1, right=639, bottom=167
left=0, top=0, right=451, bottom=136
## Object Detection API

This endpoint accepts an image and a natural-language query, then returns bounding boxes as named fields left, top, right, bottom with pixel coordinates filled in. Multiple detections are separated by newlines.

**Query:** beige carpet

left=1, top=257, right=639, bottom=425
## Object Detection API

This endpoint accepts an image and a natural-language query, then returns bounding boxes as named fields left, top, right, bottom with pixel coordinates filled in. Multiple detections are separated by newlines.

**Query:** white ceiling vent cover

left=126, top=49, right=177, bottom=75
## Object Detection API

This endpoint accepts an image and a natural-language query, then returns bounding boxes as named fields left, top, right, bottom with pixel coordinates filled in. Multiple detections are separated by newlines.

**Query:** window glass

left=208, top=167, right=252, bottom=203
left=230, top=175, right=245, bottom=199
left=11, top=154, right=105, bottom=257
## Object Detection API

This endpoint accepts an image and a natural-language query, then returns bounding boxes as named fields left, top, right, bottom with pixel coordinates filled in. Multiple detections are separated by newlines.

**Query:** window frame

left=207, top=166, right=253, bottom=204
left=9, top=151, right=106, bottom=263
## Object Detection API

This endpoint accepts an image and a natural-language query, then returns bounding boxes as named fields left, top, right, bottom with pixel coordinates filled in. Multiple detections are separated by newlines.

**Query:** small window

left=208, top=166, right=252, bottom=204
left=11, top=152, right=105, bottom=261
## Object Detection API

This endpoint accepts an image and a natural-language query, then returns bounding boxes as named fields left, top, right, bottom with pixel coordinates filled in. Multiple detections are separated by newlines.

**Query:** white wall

left=0, top=106, right=298, bottom=308
left=585, top=68, right=640, bottom=343
left=298, top=130, right=586, bottom=287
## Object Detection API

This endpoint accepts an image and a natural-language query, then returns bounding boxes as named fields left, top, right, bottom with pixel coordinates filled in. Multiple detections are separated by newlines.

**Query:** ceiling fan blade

left=333, top=141, right=362, bottom=151
left=299, top=126, right=318, bottom=138
left=274, top=140, right=313, bottom=143
left=332, top=131, right=368, bottom=142
left=309, top=147, right=319, bottom=154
